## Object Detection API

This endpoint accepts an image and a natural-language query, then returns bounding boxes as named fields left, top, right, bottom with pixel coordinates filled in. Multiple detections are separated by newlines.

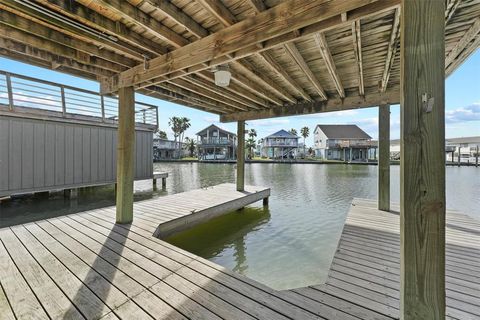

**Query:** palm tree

left=184, top=137, right=197, bottom=157
left=169, top=117, right=183, bottom=158
left=300, top=126, right=309, bottom=159
left=155, top=130, right=167, bottom=139
left=289, top=128, right=298, bottom=136
left=246, top=129, right=257, bottom=159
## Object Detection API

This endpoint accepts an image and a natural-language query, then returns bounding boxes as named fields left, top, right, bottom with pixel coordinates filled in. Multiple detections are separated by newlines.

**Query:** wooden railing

left=0, top=70, right=158, bottom=128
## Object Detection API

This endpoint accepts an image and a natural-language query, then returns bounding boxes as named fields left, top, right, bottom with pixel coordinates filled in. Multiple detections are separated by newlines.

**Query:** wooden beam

left=257, top=52, right=312, bottom=101
left=246, top=0, right=266, bottom=13
left=0, top=25, right=125, bottom=73
left=220, top=88, right=399, bottom=122
left=116, top=86, right=135, bottom=224
left=351, top=20, right=365, bottom=96
left=236, top=120, right=245, bottom=191
left=0, top=7, right=137, bottom=67
left=445, top=0, right=461, bottom=24
left=445, top=18, right=480, bottom=68
left=81, top=0, right=189, bottom=48
left=196, top=0, right=237, bottom=27
left=32, top=0, right=166, bottom=56
left=400, top=0, right=446, bottom=319
left=0, top=0, right=144, bottom=61
left=232, top=60, right=296, bottom=104
left=285, top=42, right=328, bottom=100
left=140, top=0, right=209, bottom=38
left=313, top=32, right=345, bottom=98
left=245, top=0, right=311, bottom=102
left=446, top=32, right=480, bottom=76
left=110, top=0, right=400, bottom=93
left=103, top=0, right=382, bottom=93
left=0, top=38, right=116, bottom=78
left=380, top=7, right=400, bottom=93
left=184, top=75, right=262, bottom=110
left=378, top=104, right=390, bottom=211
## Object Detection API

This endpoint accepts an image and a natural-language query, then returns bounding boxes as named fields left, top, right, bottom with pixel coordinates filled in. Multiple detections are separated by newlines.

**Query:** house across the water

left=196, top=124, right=237, bottom=160
left=314, top=124, right=376, bottom=161
left=261, top=130, right=299, bottom=159
left=153, top=138, right=186, bottom=160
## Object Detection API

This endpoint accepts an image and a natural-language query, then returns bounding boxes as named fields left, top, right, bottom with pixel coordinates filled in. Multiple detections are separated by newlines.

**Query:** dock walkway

left=289, top=198, right=480, bottom=320
left=0, top=184, right=388, bottom=320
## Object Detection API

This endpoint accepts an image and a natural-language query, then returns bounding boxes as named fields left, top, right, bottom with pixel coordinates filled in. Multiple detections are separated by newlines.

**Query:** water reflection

left=166, top=206, right=271, bottom=275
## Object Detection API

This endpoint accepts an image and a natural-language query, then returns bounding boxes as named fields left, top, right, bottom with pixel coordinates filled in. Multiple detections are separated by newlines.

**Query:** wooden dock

left=2, top=189, right=479, bottom=320
left=288, top=198, right=480, bottom=320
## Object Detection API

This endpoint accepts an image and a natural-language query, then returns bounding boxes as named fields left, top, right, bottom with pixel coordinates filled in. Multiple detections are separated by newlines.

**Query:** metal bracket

left=422, top=93, right=434, bottom=113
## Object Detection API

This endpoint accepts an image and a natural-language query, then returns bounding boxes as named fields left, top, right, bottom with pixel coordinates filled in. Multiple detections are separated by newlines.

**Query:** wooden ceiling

left=0, top=0, right=479, bottom=122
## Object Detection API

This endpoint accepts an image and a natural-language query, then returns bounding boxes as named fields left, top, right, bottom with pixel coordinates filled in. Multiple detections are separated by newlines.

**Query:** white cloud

left=446, top=103, right=480, bottom=123
left=203, top=115, right=219, bottom=123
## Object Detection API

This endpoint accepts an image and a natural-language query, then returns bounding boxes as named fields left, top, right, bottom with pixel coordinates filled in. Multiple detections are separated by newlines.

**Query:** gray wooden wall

left=0, top=116, right=153, bottom=196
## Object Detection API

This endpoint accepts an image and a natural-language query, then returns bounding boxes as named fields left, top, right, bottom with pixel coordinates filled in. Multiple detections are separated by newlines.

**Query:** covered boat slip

left=0, top=184, right=393, bottom=320
left=288, top=199, right=480, bottom=320
left=0, top=0, right=479, bottom=318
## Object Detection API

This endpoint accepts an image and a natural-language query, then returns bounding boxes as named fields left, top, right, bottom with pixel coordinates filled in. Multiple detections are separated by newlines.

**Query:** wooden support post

left=476, top=145, right=479, bottom=167
left=162, top=177, right=167, bottom=188
left=457, top=147, right=461, bottom=166
left=263, top=197, right=269, bottom=207
left=236, top=120, right=245, bottom=191
left=6, top=73, right=13, bottom=111
left=400, top=0, right=446, bottom=319
left=60, top=86, right=66, bottom=116
left=116, top=86, right=135, bottom=224
left=378, top=104, right=390, bottom=211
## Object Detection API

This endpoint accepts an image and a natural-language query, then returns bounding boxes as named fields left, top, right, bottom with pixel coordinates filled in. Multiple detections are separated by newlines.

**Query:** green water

left=1, top=163, right=479, bottom=290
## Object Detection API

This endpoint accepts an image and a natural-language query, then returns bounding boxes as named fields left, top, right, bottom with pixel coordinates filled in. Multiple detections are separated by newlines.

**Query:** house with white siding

left=314, top=124, right=376, bottom=161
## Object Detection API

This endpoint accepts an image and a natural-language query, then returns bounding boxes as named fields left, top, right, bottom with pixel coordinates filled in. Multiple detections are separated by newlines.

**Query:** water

left=1, top=163, right=479, bottom=290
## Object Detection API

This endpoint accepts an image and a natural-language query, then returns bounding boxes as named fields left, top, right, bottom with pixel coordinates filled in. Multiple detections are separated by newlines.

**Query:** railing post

left=60, top=86, right=66, bottom=116
left=100, top=95, right=106, bottom=122
left=6, top=73, right=14, bottom=111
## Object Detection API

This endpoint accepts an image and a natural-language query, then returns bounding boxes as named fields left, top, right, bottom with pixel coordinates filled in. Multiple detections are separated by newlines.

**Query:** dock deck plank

left=5, top=186, right=477, bottom=319
left=290, top=198, right=480, bottom=320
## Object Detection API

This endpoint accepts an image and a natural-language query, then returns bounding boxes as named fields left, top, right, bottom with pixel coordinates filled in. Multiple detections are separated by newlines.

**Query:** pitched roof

left=265, top=129, right=299, bottom=139
left=196, top=124, right=236, bottom=137
left=315, top=125, right=371, bottom=139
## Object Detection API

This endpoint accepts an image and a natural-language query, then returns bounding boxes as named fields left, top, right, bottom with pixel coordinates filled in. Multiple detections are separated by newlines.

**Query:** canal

left=1, top=163, right=479, bottom=290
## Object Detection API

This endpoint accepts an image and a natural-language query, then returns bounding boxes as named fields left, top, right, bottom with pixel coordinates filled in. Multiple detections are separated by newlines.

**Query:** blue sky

left=1, top=49, right=479, bottom=146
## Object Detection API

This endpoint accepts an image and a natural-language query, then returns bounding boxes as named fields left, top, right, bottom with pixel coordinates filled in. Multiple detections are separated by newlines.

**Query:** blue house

left=261, top=130, right=299, bottom=159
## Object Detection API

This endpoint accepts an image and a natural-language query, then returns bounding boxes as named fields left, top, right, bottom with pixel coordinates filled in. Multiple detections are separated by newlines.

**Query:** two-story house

left=196, top=124, right=236, bottom=160
left=261, top=130, right=299, bottom=159
left=153, top=138, right=186, bottom=160
left=314, top=124, right=375, bottom=161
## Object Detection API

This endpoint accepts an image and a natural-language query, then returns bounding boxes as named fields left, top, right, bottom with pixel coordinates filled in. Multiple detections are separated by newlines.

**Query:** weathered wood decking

left=2, top=189, right=478, bottom=319
left=289, top=198, right=480, bottom=320
left=1, top=183, right=390, bottom=320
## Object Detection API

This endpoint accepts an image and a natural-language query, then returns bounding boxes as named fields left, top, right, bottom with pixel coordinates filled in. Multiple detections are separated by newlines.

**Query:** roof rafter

left=31, top=0, right=166, bottom=56
left=351, top=20, right=364, bottom=96
left=140, top=0, right=209, bottom=38
left=79, top=0, right=189, bottom=48
left=196, top=0, right=237, bottom=26
left=380, top=7, right=400, bottom=93
left=246, top=0, right=313, bottom=102
left=313, top=32, right=345, bottom=98
left=103, top=0, right=399, bottom=94
left=445, top=17, right=480, bottom=68
left=284, top=42, right=328, bottom=100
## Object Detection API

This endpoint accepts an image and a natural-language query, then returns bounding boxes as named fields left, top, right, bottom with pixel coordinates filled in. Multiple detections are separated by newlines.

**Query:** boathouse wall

left=0, top=115, right=153, bottom=196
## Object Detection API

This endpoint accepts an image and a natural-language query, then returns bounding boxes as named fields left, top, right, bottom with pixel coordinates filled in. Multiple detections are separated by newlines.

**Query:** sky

left=1, top=49, right=479, bottom=146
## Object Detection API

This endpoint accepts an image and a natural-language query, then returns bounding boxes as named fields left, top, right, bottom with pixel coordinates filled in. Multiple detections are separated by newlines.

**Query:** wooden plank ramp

left=288, top=198, right=480, bottom=320
left=0, top=184, right=390, bottom=320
